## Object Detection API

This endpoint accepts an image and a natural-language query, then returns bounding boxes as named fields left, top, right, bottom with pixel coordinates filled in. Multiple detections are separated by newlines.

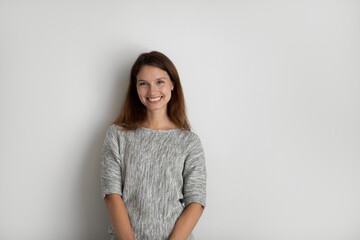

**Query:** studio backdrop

left=0, top=1, right=359, bottom=239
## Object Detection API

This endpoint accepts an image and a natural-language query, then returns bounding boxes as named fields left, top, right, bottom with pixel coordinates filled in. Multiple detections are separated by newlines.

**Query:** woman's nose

left=149, top=83, right=158, bottom=92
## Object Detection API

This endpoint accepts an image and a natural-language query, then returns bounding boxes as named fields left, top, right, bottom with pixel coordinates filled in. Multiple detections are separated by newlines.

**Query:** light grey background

left=1, top=1, right=359, bottom=239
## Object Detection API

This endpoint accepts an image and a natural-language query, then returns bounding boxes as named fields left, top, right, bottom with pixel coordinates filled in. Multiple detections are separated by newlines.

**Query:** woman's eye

left=157, top=81, right=164, bottom=84
left=139, top=82, right=146, bottom=86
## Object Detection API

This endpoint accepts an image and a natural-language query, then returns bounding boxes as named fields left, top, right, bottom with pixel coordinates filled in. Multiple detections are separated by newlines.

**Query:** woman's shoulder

left=105, top=123, right=121, bottom=134
left=110, top=123, right=125, bottom=132
left=183, top=129, right=199, bottom=138
left=108, top=123, right=135, bottom=133
left=104, top=124, right=129, bottom=140
left=177, top=128, right=202, bottom=145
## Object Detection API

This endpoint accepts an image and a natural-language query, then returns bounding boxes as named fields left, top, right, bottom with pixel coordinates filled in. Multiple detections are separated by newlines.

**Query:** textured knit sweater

left=100, top=124, right=207, bottom=240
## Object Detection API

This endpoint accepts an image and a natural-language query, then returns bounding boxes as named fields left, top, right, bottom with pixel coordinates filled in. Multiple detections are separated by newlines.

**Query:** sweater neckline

left=139, top=127, right=180, bottom=133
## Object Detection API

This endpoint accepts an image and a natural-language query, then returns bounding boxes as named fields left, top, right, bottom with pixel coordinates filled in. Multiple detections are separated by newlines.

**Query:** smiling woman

left=100, top=51, right=207, bottom=240
left=136, top=65, right=174, bottom=114
left=113, top=51, right=189, bottom=131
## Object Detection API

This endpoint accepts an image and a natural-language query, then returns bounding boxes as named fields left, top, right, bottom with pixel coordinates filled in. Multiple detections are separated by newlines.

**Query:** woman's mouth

left=147, top=96, right=163, bottom=103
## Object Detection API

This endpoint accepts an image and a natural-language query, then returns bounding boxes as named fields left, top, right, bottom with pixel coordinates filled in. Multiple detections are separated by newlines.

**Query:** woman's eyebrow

left=137, top=77, right=167, bottom=82
left=137, top=79, right=151, bottom=83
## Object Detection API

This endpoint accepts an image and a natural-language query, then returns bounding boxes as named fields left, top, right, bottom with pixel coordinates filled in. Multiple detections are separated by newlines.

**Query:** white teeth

left=148, top=97, right=161, bottom=101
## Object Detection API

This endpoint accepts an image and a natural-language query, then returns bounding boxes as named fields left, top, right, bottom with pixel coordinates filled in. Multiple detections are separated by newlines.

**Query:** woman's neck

left=143, top=110, right=177, bottom=130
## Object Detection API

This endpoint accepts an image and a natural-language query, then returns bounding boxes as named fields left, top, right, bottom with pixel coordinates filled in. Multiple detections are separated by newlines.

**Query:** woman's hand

left=169, top=202, right=204, bottom=240
left=104, top=194, right=135, bottom=240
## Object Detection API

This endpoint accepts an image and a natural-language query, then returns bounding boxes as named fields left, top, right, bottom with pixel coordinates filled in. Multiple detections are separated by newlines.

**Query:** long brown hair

left=113, top=51, right=191, bottom=131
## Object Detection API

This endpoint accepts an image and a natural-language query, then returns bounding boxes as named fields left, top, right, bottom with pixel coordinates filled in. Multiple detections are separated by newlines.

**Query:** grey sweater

left=100, top=124, right=207, bottom=240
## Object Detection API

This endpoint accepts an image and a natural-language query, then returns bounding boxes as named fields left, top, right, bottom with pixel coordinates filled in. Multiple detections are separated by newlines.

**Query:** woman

left=100, top=51, right=207, bottom=240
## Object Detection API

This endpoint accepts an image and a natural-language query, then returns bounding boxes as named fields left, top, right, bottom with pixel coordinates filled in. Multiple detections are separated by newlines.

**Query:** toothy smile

left=147, top=97, right=162, bottom=102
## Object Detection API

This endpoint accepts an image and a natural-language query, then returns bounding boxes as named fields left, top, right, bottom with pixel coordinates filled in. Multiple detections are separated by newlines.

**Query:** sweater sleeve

left=100, top=124, right=123, bottom=199
left=182, top=134, right=207, bottom=209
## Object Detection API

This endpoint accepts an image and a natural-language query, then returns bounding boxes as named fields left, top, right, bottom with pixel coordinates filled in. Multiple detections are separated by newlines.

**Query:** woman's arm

left=169, top=203, right=204, bottom=240
left=104, top=194, right=135, bottom=240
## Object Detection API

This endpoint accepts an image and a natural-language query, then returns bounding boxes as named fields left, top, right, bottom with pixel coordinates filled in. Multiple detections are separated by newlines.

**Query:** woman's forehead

left=137, top=65, right=170, bottom=81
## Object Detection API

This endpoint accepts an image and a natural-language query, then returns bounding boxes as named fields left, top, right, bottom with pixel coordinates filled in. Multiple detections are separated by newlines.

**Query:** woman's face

left=136, top=65, right=174, bottom=113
